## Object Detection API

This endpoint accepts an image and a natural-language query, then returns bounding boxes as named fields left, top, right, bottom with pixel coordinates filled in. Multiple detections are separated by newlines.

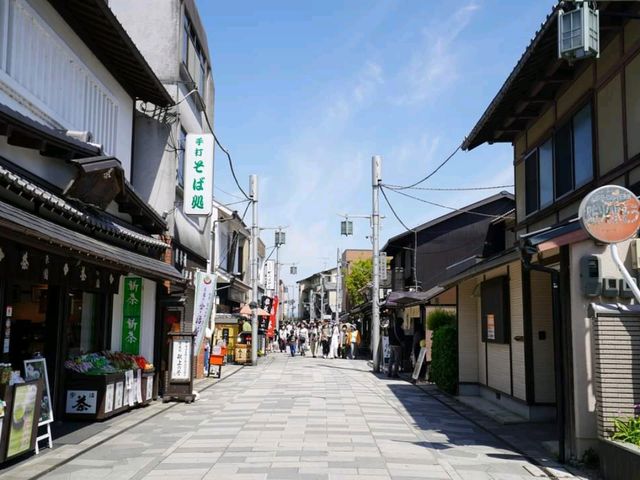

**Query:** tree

left=345, top=258, right=372, bottom=307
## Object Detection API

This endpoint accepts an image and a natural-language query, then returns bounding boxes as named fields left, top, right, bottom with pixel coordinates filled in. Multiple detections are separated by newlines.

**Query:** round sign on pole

left=578, top=185, right=640, bottom=244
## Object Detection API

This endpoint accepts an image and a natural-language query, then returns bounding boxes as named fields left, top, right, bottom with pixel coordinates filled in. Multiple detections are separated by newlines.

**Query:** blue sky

left=197, top=0, right=555, bottom=290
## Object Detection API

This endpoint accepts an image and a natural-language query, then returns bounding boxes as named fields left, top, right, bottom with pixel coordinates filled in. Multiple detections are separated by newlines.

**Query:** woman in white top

left=329, top=324, right=340, bottom=359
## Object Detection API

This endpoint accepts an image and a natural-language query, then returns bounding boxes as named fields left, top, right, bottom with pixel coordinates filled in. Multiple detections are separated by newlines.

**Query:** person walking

left=287, top=329, right=297, bottom=357
left=320, top=321, right=330, bottom=359
left=309, top=323, right=319, bottom=358
left=349, top=325, right=360, bottom=359
left=388, top=315, right=405, bottom=378
left=329, top=323, right=340, bottom=359
left=299, top=323, right=308, bottom=356
left=279, top=326, right=287, bottom=353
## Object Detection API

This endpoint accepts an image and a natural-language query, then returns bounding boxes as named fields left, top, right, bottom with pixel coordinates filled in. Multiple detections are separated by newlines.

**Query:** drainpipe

left=521, top=246, right=566, bottom=464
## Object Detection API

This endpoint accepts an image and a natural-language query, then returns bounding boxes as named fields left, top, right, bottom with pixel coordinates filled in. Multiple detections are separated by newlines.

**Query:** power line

left=380, top=185, right=415, bottom=233
left=216, top=185, right=247, bottom=201
left=384, top=183, right=513, bottom=191
left=199, top=103, right=251, bottom=201
left=386, top=187, right=513, bottom=219
left=390, top=143, right=462, bottom=190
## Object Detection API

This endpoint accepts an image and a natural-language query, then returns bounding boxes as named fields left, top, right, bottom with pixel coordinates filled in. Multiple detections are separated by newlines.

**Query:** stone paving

left=23, top=354, right=578, bottom=480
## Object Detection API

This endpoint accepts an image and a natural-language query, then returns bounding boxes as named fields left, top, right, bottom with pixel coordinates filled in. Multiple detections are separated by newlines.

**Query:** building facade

left=456, top=1, right=640, bottom=463
left=0, top=0, right=180, bottom=431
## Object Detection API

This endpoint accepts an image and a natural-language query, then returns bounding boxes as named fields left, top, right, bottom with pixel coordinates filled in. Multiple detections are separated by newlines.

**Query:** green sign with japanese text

left=184, top=133, right=214, bottom=215
left=122, top=277, right=142, bottom=354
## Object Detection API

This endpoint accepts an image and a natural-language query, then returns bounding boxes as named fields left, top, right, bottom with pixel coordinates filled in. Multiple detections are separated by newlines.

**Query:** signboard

left=183, top=133, right=214, bottom=215
left=114, top=382, right=124, bottom=410
left=122, top=277, right=142, bottom=354
left=65, top=390, right=97, bottom=414
left=412, top=347, right=427, bottom=380
left=24, top=358, right=53, bottom=425
left=104, top=384, right=114, bottom=414
left=146, top=377, right=153, bottom=401
left=382, top=335, right=390, bottom=364
left=192, top=271, right=216, bottom=353
left=486, top=314, right=496, bottom=341
left=264, top=260, right=275, bottom=290
left=6, top=382, right=41, bottom=459
left=579, top=185, right=640, bottom=244
left=171, top=338, right=192, bottom=381
left=380, top=252, right=388, bottom=281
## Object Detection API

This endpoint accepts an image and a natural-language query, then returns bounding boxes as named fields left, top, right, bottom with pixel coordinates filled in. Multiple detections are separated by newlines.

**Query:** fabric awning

left=0, top=200, right=183, bottom=283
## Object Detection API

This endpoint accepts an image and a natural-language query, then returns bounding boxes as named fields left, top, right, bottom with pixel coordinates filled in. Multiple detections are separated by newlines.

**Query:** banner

left=183, top=134, right=214, bottom=215
left=264, top=260, right=275, bottom=290
left=122, top=277, right=142, bottom=354
left=192, top=271, right=216, bottom=353
left=267, top=296, right=278, bottom=338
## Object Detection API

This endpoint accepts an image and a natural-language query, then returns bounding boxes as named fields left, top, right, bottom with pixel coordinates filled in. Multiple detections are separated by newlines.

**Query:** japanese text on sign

left=184, top=134, right=214, bottom=215
left=192, top=272, right=216, bottom=354
left=171, top=338, right=192, bottom=381
left=122, top=277, right=142, bottom=354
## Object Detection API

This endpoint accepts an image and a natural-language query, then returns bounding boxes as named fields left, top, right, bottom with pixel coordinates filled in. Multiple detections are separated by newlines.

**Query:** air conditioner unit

left=558, top=2, right=599, bottom=61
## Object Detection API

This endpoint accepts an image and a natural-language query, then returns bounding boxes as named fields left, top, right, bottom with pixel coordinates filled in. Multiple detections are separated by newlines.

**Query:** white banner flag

left=192, top=271, right=216, bottom=353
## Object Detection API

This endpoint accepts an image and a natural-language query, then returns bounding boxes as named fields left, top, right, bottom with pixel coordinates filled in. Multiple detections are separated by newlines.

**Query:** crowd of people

left=278, top=321, right=361, bottom=359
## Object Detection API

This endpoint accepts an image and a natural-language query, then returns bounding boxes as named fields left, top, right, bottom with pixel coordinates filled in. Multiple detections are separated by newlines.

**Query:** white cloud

left=394, top=2, right=480, bottom=105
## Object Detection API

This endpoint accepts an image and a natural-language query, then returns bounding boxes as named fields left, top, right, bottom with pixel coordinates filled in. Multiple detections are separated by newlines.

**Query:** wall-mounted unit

left=602, top=277, right=619, bottom=298
left=580, top=255, right=601, bottom=297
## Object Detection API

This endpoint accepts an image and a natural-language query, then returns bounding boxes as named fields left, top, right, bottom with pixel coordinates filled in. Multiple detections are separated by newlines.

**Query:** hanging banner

left=192, top=271, right=216, bottom=353
left=184, top=133, right=214, bottom=215
left=122, top=277, right=142, bottom=354
left=267, top=296, right=278, bottom=338
left=264, top=260, right=275, bottom=290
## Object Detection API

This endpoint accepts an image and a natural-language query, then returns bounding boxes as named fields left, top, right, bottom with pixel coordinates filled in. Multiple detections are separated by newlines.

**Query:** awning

left=384, top=286, right=445, bottom=308
left=520, top=218, right=588, bottom=253
left=0, top=200, right=183, bottom=283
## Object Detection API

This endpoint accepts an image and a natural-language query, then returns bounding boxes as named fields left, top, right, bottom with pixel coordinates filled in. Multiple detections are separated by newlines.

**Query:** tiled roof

left=0, top=165, right=168, bottom=250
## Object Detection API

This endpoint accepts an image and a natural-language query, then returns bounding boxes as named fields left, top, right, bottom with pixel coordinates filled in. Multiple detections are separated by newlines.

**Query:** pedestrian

left=321, top=321, right=330, bottom=358
left=340, top=325, right=349, bottom=358
left=349, top=325, right=360, bottom=359
left=309, top=322, right=319, bottom=358
left=388, top=315, right=405, bottom=378
left=287, top=329, right=297, bottom=357
left=299, top=323, right=308, bottom=356
left=279, top=326, right=287, bottom=353
left=329, top=323, right=340, bottom=359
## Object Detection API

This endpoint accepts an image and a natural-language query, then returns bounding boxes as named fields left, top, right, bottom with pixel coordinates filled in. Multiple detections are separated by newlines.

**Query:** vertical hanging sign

left=122, top=277, right=142, bottom=354
left=184, top=133, right=214, bottom=215
left=192, top=271, right=216, bottom=353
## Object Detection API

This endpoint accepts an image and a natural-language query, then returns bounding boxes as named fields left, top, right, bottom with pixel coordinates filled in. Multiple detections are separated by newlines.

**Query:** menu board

left=6, top=381, right=41, bottom=459
left=170, top=338, right=192, bottom=381
left=24, top=358, right=53, bottom=425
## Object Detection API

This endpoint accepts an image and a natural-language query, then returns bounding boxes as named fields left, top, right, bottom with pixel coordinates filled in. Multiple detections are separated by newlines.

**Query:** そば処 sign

left=183, top=134, right=214, bottom=215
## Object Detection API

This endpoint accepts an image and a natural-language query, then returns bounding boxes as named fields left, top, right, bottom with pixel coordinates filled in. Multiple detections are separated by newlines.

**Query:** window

left=67, top=292, right=103, bottom=356
left=481, top=276, right=510, bottom=344
left=181, top=14, right=208, bottom=100
left=524, top=102, right=594, bottom=215
left=177, top=126, right=186, bottom=187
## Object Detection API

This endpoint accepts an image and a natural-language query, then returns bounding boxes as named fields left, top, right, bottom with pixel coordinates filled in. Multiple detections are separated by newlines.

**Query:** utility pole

left=336, top=248, right=342, bottom=322
left=274, top=233, right=280, bottom=329
left=371, top=155, right=381, bottom=373
left=250, top=174, right=259, bottom=366
left=320, top=275, right=325, bottom=323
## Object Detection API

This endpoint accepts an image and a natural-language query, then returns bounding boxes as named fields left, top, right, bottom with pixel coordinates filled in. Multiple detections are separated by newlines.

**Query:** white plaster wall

left=2, top=0, right=134, bottom=175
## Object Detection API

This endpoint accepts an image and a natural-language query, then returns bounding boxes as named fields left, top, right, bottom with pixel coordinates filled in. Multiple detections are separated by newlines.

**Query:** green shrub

left=427, top=309, right=455, bottom=333
left=611, top=417, right=640, bottom=446
left=430, top=324, right=458, bottom=394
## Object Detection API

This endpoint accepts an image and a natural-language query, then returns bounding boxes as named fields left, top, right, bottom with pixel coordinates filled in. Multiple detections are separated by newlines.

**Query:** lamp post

left=250, top=174, right=259, bottom=366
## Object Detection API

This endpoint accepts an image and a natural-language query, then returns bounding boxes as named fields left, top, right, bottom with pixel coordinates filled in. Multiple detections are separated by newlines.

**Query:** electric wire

left=384, top=183, right=514, bottom=191
left=379, top=185, right=415, bottom=233
left=389, top=143, right=461, bottom=190
left=386, top=187, right=513, bottom=219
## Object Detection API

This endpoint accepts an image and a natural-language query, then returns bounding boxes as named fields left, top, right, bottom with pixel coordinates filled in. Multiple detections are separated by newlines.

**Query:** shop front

left=0, top=167, right=183, bottom=462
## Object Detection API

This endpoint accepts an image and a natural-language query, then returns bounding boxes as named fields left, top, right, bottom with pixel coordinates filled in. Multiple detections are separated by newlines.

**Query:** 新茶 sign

left=184, top=133, right=214, bottom=216
left=122, top=277, right=142, bottom=354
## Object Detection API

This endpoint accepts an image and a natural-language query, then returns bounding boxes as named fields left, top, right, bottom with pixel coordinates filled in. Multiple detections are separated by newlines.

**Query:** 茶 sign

left=579, top=186, right=640, bottom=244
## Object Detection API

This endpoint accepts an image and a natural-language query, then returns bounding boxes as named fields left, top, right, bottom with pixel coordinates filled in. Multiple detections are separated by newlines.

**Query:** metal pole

left=611, top=243, right=640, bottom=303
left=275, top=238, right=280, bottom=330
left=250, top=174, right=259, bottom=366
left=320, top=275, right=325, bottom=323
left=336, top=248, right=342, bottom=321
left=372, top=155, right=381, bottom=372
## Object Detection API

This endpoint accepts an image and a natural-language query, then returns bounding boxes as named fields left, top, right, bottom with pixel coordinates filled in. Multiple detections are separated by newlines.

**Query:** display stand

left=163, top=332, right=195, bottom=403
left=0, top=380, right=43, bottom=462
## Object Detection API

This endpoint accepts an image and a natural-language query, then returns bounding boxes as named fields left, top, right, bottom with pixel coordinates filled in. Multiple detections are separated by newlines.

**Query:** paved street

left=30, top=354, right=564, bottom=480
